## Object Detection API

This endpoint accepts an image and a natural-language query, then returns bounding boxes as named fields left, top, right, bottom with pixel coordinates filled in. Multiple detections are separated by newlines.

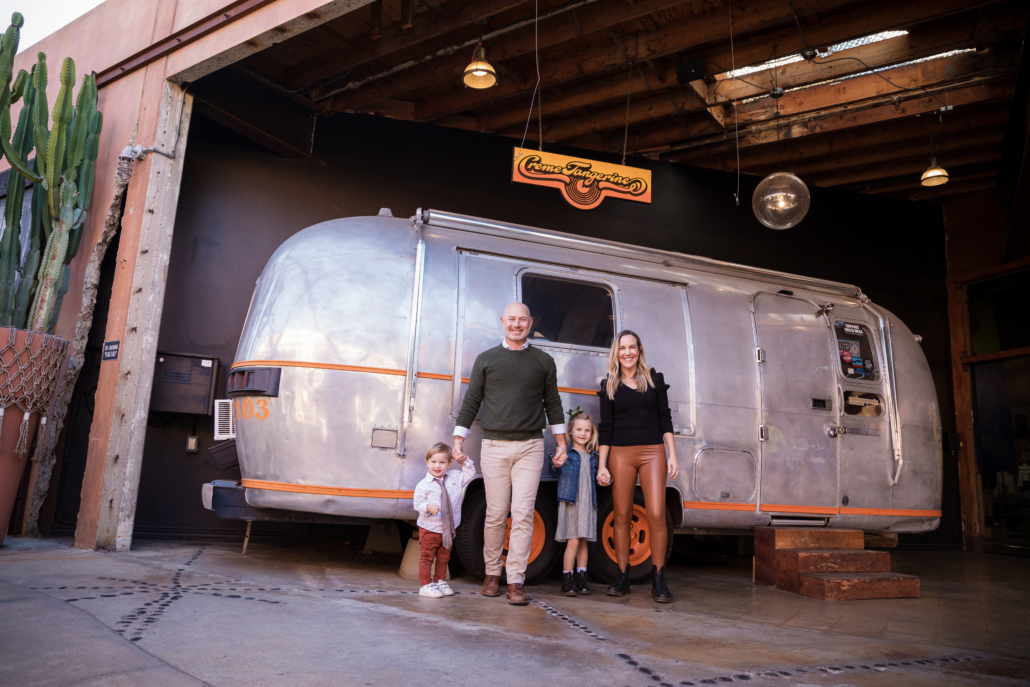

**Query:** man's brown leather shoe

left=506, top=583, right=529, bottom=605
left=481, top=574, right=501, bottom=597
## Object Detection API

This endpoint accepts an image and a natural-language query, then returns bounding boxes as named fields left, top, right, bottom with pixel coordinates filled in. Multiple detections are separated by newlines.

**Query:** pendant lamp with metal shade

left=920, top=136, right=949, bottom=187
left=463, top=21, right=497, bottom=90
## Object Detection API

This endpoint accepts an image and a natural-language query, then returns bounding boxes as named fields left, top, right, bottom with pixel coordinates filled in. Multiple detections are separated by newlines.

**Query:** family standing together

left=413, top=302, right=678, bottom=604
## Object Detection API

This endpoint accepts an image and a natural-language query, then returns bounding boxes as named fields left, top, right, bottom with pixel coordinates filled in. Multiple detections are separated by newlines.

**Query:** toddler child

left=549, top=410, right=600, bottom=597
left=413, top=441, right=475, bottom=598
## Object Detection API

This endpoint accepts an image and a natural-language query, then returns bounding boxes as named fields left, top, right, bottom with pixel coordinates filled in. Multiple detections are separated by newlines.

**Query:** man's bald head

left=501, top=302, right=533, bottom=348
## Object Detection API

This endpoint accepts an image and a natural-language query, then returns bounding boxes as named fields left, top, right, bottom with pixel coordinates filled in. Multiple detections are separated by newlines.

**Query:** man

left=453, top=302, right=567, bottom=605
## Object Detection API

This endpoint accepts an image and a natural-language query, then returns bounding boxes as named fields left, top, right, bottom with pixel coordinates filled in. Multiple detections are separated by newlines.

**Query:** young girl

left=550, top=410, right=600, bottom=597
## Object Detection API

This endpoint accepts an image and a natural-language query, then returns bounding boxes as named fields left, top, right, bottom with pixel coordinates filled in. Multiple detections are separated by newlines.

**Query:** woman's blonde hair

left=605, top=329, right=654, bottom=400
left=568, top=412, right=599, bottom=452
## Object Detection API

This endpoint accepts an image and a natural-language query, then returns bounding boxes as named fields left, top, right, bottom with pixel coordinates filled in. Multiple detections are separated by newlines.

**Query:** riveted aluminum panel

left=754, top=293, right=838, bottom=510
left=694, top=449, right=757, bottom=503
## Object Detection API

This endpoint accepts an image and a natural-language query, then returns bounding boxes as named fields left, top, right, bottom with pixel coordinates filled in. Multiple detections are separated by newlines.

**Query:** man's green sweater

left=456, top=344, right=565, bottom=441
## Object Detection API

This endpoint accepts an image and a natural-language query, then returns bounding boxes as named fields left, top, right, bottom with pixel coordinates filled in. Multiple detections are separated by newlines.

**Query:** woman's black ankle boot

left=562, top=572, right=577, bottom=597
left=606, top=568, right=631, bottom=596
left=574, top=571, right=591, bottom=595
left=652, top=565, right=673, bottom=603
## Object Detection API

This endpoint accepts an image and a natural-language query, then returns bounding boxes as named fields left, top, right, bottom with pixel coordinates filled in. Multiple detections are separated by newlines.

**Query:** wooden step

left=755, top=548, right=891, bottom=574
left=799, top=572, right=920, bottom=600
left=754, top=527, right=864, bottom=551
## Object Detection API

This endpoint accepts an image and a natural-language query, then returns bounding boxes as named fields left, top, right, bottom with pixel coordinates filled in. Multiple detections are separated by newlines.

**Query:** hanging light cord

left=518, top=0, right=542, bottom=154
left=622, top=64, right=633, bottom=165
left=730, top=0, right=740, bottom=206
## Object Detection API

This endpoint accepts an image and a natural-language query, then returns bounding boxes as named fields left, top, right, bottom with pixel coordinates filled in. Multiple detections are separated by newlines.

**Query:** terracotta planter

left=0, top=328, right=68, bottom=546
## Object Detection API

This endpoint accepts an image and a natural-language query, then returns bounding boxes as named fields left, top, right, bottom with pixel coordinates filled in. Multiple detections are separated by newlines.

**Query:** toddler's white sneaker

left=419, top=584, right=443, bottom=598
left=435, top=580, right=454, bottom=596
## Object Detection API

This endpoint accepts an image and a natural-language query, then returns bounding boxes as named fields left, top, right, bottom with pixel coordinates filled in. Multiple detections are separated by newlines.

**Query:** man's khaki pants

left=480, top=437, right=544, bottom=585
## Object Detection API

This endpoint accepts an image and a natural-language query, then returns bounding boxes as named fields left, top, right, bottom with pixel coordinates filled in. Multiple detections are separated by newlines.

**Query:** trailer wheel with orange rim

left=455, top=482, right=560, bottom=585
left=587, top=486, right=674, bottom=584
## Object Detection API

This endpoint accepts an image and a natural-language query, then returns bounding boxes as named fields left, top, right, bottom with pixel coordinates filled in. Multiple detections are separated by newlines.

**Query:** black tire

left=455, top=482, right=561, bottom=586
left=587, top=486, right=674, bottom=584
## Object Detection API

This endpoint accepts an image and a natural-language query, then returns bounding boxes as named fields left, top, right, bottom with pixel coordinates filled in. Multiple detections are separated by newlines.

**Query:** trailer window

left=521, top=275, right=614, bottom=348
left=833, top=321, right=880, bottom=381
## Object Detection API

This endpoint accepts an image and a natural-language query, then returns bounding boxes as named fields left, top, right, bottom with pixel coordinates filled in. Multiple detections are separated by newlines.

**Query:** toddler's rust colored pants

left=418, top=527, right=451, bottom=586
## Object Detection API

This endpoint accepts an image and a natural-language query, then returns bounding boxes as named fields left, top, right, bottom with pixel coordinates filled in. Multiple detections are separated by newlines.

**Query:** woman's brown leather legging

left=609, top=444, right=667, bottom=570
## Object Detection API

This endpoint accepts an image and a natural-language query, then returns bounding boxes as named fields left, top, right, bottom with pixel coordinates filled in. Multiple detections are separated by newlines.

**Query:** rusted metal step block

left=754, top=527, right=865, bottom=551
left=799, top=572, right=920, bottom=600
left=755, top=548, right=891, bottom=574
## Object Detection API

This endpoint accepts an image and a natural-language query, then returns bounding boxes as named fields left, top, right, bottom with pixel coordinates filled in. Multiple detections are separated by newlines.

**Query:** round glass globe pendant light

left=752, top=172, right=811, bottom=230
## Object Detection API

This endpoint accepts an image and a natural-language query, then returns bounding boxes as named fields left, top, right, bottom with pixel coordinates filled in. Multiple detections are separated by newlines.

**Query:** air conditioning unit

left=213, top=399, right=236, bottom=440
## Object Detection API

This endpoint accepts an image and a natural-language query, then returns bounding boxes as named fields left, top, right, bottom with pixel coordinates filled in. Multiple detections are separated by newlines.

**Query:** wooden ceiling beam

left=812, top=144, right=1004, bottom=186
left=864, top=168, right=998, bottom=194
left=696, top=0, right=1013, bottom=81
left=664, top=77, right=1016, bottom=164
left=415, top=0, right=1003, bottom=123
left=709, top=4, right=1028, bottom=105
left=881, top=176, right=998, bottom=201
left=503, top=80, right=709, bottom=141
left=322, top=0, right=693, bottom=111
left=760, top=125, right=1007, bottom=178
left=729, top=44, right=1019, bottom=128
left=681, top=102, right=1011, bottom=170
left=409, top=0, right=858, bottom=121
left=284, top=0, right=530, bottom=90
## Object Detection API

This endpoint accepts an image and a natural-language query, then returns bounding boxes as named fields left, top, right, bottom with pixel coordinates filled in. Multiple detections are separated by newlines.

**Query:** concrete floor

left=1, top=536, right=1028, bottom=687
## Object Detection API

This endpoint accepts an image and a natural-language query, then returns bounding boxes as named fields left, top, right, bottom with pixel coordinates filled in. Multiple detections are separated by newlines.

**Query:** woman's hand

left=596, top=466, right=612, bottom=486
left=667, top=456, right=679, bottom=480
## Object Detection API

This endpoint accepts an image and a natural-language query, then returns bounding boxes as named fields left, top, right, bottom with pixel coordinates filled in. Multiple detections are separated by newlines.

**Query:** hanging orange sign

left=511, top=147, right=651, bottom=210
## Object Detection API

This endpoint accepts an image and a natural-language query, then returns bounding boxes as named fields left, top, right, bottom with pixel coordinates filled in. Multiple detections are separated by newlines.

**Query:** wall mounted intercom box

left=150, top=353, right=220, bottom=416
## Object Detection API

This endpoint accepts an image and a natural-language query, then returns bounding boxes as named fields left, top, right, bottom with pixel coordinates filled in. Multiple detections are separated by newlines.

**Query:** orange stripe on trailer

left=416, top=372, right=453, bottom=380
left=683, top=501, right=756, bottom=511
left=231, top=360, right=407, bottom=376
left=760, top=503, right=839, bottom=515
left=241, top=479, right=415, bottom=499
left=229, top=365, right=601, bottom=395
left=839, top=507, right=942, bottom=517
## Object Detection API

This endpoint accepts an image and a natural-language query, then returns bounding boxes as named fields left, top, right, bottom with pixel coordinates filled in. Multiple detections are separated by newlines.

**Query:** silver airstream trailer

left=203, top=209, right=942, bottom=584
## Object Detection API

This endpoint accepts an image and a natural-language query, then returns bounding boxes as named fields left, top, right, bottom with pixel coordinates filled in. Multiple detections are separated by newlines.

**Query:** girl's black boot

left=574, top=571, right=591, bottom=595
left=652, top=565, right=673, bottom=603
left=562, top=572, right=578, bottom=597
left=606, top=568, right=631, bottom=596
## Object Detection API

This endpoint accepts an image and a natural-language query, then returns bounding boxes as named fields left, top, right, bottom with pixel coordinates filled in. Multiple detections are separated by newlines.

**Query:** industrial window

left=521, top=274, right=614, bottom=348
left=833, top=321, right=880, bottom=381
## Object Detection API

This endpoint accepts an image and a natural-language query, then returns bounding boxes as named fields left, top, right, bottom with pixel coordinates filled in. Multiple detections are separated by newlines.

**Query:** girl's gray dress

left=555, top=449, right=597, bottom=542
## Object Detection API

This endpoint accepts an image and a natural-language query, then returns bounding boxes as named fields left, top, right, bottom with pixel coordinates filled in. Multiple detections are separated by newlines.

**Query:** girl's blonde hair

left=605, top=329, right=654, bottom=400
left=569, top=412, right=599, bottom=452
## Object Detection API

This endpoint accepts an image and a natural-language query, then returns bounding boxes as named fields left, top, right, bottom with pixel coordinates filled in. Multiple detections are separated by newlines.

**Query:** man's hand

left=553, top=434, right=568, bottom=464
left=551, top=453, right=567, bottom=468
left=452, top=438, right=466, bottom=463
left=427, top=504, right=440, bottom=516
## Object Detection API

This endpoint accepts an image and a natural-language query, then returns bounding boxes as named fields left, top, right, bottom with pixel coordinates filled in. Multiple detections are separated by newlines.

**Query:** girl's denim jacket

left=549, top=447, right=599, bottom=509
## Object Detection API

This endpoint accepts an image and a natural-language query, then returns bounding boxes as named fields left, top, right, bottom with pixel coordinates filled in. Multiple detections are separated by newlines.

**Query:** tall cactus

left=0, top=12, right=102, bottom=334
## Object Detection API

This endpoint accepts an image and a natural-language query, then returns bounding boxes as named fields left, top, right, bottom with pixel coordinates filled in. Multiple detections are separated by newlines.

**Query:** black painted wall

left=130, top=111, right=958, bottom=545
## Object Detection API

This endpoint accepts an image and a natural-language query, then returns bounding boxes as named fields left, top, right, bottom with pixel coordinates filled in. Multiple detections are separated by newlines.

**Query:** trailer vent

left=214, top=399, right=236, bottom=440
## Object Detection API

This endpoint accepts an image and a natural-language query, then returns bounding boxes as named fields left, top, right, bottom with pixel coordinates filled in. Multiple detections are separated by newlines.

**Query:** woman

left=596, top=330, right=679, bottom=602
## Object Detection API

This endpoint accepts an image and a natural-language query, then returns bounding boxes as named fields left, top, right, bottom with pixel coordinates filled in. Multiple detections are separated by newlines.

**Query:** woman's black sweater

left=598, top=369, right=674, bottom=447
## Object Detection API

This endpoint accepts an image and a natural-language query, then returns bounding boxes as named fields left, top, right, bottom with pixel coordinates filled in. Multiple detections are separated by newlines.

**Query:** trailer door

left=752, top=293, right=838, bottom=514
